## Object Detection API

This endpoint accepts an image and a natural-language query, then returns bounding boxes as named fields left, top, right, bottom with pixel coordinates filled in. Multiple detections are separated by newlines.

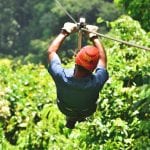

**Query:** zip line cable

left=55, top=0, right=150, bottom=51
left=82, top=28, right=150, bottom=51
left=55, top=0, right=77, bottom=24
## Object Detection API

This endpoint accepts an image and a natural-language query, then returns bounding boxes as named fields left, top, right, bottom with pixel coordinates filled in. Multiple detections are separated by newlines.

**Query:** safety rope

left=55, top=0, right=150, bottom=51
left=55, top=0, right=77, bottom=24
left=81, top=28, right=150, bottom=51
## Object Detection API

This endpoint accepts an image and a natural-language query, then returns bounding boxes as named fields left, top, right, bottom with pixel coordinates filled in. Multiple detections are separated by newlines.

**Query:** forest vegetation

left=0, top=0, right=150, bottom=149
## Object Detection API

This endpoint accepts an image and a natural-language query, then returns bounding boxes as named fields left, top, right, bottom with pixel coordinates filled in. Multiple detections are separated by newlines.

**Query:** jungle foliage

left=116, top=0, right=150, bottom=32
left=0, top=0, right=121, bottom=57
left=0, top=15, right=149, bottom=149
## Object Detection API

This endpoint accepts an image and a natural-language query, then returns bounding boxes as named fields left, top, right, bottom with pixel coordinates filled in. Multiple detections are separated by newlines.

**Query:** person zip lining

left=47, top=22, right=109, bottom=129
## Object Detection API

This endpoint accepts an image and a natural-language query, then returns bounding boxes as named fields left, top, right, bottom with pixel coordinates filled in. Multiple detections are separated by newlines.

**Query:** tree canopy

left=0, top=1, right=149, bottom=149
left=0, top=15, right=149, bottom=149
left=0, top=0, right=121, bottom=56
left=116, top=0, right=150, bottom=31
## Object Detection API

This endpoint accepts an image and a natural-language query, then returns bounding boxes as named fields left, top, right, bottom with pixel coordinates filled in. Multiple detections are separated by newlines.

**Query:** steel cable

left=55, top=0, right=150, bottom=51
left=55, top=0, right=77, bottom=24
left=81, top=28, right=150, bottom=51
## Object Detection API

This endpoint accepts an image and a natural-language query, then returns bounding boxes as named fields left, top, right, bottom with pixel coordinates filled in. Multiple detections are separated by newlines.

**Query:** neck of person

left=73, top=65, right=92, bottom=79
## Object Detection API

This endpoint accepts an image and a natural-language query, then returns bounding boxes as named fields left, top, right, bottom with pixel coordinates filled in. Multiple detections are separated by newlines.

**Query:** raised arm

left=47, top=22, right=77, bottom=62
left=47, top=30, right=68, bottom=62
left=86, top=25, right=107, bottom=68
left=91, top=37, right=107, bottom=68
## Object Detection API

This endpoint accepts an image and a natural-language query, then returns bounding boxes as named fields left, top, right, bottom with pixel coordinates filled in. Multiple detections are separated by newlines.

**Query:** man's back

left=48, top=54, right=108, bottom=116
left=47, top=22, right=108, bottom=128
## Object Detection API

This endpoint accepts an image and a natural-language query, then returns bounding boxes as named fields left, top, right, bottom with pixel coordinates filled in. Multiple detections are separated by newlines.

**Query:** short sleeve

left=48, top=53, right=63, bottom=80
left=95, top=66, right=109, bottom=87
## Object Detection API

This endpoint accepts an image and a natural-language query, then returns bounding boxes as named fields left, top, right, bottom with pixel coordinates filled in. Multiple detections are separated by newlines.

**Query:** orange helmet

left=75, top=45, right=100, bottom=72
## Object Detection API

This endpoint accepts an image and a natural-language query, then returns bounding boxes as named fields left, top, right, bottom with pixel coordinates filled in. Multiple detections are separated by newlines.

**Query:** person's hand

left=86, top=25, right=98, bottom=39
left=62, top=22, right=77, bottom=34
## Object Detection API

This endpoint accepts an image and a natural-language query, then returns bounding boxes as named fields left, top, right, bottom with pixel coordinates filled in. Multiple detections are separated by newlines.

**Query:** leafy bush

left=115, top=0, right=150, bottom=31
left=0, top=15, right=149, bottom=149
